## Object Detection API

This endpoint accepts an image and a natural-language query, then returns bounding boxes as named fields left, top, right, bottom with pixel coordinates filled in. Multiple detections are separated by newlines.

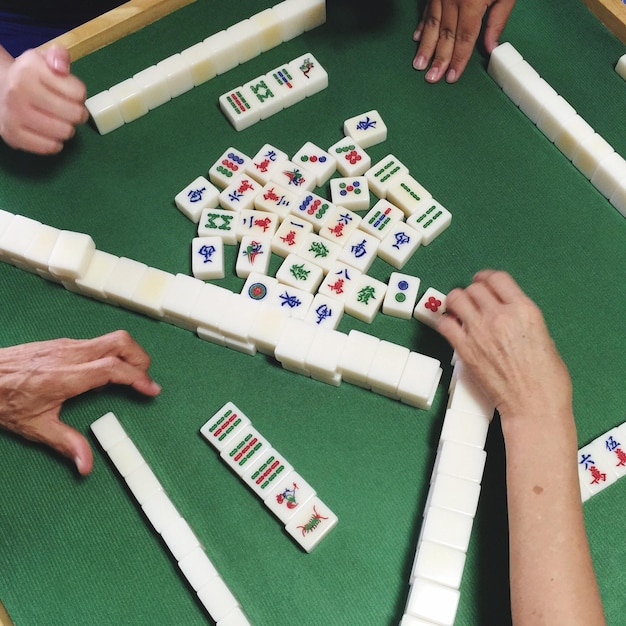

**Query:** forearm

left=504, top=412, right=605, bottom=626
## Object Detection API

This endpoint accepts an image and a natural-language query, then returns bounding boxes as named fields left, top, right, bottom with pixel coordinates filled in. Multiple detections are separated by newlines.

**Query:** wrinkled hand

left=0, top=44, right=89, bottom=154
left=0, top=330, right=161, bottom=475
left=413, top=0, right=516, bottom=83
left=437, top=270, right=573, bottom=423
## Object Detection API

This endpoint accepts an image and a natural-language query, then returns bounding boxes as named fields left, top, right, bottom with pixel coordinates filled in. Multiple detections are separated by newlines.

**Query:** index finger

left=87, top=330, right=153, bottom=371
left=445, top=3, right=486, bottom=82
left=473, top=269, right=527, bottom=304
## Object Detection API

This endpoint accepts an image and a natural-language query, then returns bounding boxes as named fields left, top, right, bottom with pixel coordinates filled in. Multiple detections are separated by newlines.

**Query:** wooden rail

left=38, top=0, right=196, bottom=61
left=581, top=0, right=626, bottom=45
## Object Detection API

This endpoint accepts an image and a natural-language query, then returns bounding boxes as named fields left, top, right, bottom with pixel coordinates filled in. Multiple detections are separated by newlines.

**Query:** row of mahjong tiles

left=488, top=42, right=626, bottom=219
left=0, top=208, right=444, bottom=411
left=85, top=0, right=327, bottom=135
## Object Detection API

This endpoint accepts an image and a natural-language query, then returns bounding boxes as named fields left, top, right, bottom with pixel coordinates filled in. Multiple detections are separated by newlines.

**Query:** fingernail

left=413, top=55, right=427, bottom=71
left=425, top=67, right=439, bottom=82
left=149, top=380, right=162, bottom=394
left=446, top=69, right=457, bottom=83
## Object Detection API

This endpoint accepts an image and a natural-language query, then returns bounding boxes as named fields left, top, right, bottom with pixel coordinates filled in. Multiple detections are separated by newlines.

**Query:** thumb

left=44, top=44, right=71, bottom=76
left=27, top=414, right=94, bottom=475
left=483, top=0, right=516, bottom=53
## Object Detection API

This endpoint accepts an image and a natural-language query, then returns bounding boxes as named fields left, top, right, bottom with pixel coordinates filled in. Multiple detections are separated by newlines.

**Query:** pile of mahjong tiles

left=179, top=112, right=449, bottom=301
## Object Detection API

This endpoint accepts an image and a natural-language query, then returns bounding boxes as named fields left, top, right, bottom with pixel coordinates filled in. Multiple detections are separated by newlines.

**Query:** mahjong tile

left=175, top=176, right=220, bottom=222
left=270, top=160, right=316, bottom=192
left=254, top=182, right=299, bottom=219
left=359, top=199, right=404, bottom=240
left=200, top=401, right=251, bottom=451
left=328, top=136, right=371, bottom=177
left=242, top=447, right=294, bottom=499
left=317, top=206, right=362, bottom=246
left=365, top=154, right=409, bottom=198
left=246, top=143, right=289, bottom=184
left=265, top=284, right=314, bottom=319
left=377, top=222, right=422, bottom=269
left=405, top=199, right=452, bottom=245
left=275, top=253, right=324, bottom=293
left=284, top=496, right=337, bottom=552
left=292, top=141, right=336, bottom=186
left=413, top=287, right=447, bottom=329
left=337, top=229, right=379, bottom=273
left=317, top=261, right=362, bottom=302
left=235, top=235, right=272, bottom=278
left=290, top=191, right=334, bottom=230
left=197, top=208, right=238, bottom=245
left=387, top=174, right=433, bottom=217
left=208, top=147, right=251, bottom=188
left=236, top=209, right=279, bottom=240
left=271, top=215, right=312, bottom=257
left=219, top=174, right=262, bottom=212
left=297, top=232, right=342, bottom=273
left=303, top=293, right=344, bottom=329
left=329, top=176, right=370, bottom=211
left=343, top=109, right=387, bottom=148
left=191, top=236, right=224, bottom=280
left=219, top=86, right=261, bottom=132
left=263, top=470, right=316, bottom=524
left=240, top=272, right=279, bottom=306
left=344, top=273, right=386, bottom=323
left=288, top=52, right=328, bottom=97
left=241, top=74, right=283, bottom=120
left=264, top=63, right=308, bottom=108
left=382, top=272, right=421, bottom=319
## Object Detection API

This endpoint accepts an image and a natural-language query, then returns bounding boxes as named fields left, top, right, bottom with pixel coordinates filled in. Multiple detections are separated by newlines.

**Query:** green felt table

left=1, top=0, right=625, bottom=624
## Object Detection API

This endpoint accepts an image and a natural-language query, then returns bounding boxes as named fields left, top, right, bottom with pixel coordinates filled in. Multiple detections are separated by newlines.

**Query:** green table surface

left=1, top=0, right=625, bottom=624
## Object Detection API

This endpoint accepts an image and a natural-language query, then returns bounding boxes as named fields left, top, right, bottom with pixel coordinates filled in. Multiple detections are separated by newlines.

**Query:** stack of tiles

left=85, top=0, right=327, bottom=134
left=488, top=42, right=626, bottom=218
left=91, top=412, right=251, bottom=626
left=220, top=52, right=328, bottom=131
left=0, top=205, right=443, bottom=409
left=200, top=402, right=337, bottom=552
left=578, top=420, right=626, bottom=502
left=401, top=358, right=494, bottom=626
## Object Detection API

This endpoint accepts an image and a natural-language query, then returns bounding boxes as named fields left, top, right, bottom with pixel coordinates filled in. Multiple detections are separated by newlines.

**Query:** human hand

left=412, top=0, right=516, bottom=83
left=0, top=44, right=89, bottom=154
left=437, top=270, right=573, bottom=424
left=0, top=330, right=161, bottom=475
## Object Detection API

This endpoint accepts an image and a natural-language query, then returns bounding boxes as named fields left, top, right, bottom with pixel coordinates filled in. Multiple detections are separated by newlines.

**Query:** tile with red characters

left=255, top=182, right=300, bottom=219
left=236, top=209, right=280, bottom=241
left=218, top=174, right=261, bottom=212
left=271, top=215, right=313, bottom=257
left=318, top=205, right=362, bottom=245
left=246, top=143, right=289, bottom=185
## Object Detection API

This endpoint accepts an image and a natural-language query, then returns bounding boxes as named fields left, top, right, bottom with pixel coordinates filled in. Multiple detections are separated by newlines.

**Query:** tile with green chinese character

left=275, top=253, right=323, bottom=293
left=297, top=232, right=341, bottom=273
left=344, top=274, right=387, bottom=323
